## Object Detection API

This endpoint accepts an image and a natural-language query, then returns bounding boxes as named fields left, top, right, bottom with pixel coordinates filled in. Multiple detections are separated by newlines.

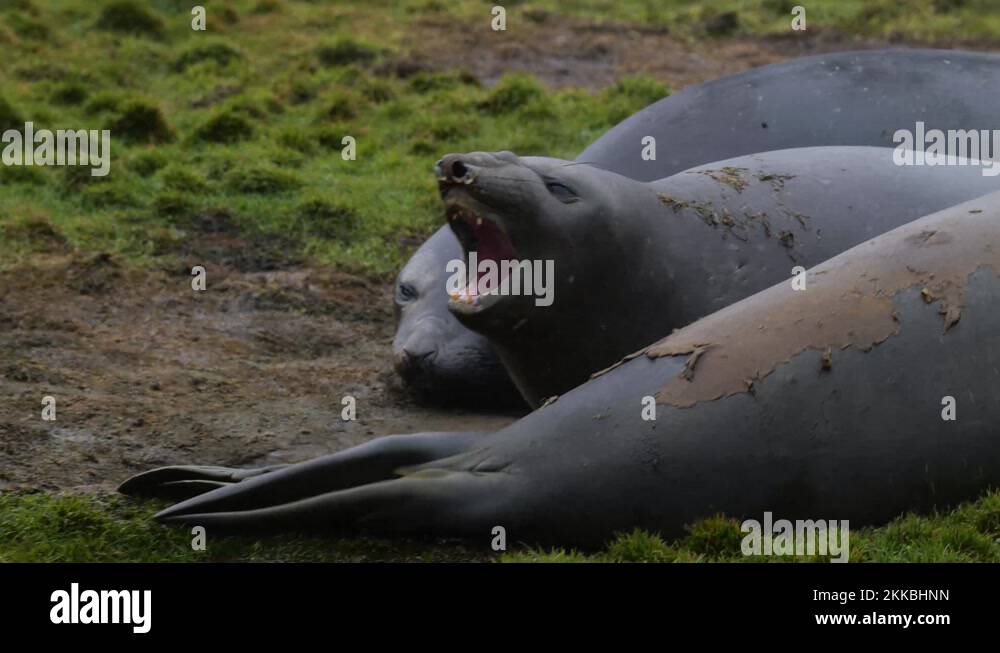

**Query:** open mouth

left=445, top=199, right=518, bottom=309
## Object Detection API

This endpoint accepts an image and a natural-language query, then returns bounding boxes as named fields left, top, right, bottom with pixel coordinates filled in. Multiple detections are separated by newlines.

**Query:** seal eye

left=396, top=282, right=418, bottom=304
left=545, top=181, right=578, bottom=204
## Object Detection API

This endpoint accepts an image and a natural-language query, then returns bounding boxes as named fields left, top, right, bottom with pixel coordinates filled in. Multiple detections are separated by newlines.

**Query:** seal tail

left=119, top=430, right=484, bottom=511
left=154, top=468, right=506, bottom=539
left=118, top=465, right=288, bottom=501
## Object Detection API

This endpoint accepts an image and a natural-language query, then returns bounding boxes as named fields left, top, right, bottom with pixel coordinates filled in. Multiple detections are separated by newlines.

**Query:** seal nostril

left=402, top=348, right=434, bottom=365
left=451, top=160, right=468, bottom=179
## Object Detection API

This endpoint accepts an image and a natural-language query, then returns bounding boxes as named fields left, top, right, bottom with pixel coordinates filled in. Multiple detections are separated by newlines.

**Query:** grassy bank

left=0, top=0, right=670, bottom=278
left=2, top=0, right=997, bottom=278
left=2, top=490, right=999, bottom=562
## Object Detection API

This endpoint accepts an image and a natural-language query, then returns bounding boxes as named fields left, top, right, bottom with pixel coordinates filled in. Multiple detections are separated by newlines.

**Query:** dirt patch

left=170, top=208, right=308, bottom=273
left=400, top=17, right=911, bottom=90
left=0, top=255, right=518, bottom=493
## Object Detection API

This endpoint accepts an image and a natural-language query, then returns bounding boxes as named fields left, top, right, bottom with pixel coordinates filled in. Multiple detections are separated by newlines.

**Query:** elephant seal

left=580, top=48, right=1000, bottom=181
left=437, top=146, right=999, bottom=406
left=392, top=228, right=522, bottom=407
left=396, top=48, right=1000, bottom=399
left=122, top=190, right=1000, bottom=548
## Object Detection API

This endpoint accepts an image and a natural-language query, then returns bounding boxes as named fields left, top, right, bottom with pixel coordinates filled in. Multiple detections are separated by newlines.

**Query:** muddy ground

left=404, top=15, right=909, bottom=89
left=0, top=249, right=521, bottom=492
left=0, top=22, right=914, bottom=495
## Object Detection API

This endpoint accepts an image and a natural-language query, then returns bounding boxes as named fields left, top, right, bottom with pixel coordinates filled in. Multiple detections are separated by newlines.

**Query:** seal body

left=581, top=48, right=1000, bottom=181
left=439, top=146, right=999, bottom=406
left=396, top=48, right=1000, bottom=401
left=125, top=191, right=1000, bottom=548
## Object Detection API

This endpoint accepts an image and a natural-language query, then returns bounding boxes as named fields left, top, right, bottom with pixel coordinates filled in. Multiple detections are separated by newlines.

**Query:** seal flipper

left=120, top=431, right=484, bottom=510
left=143, top=479, right=228, bottom=501
left=155, top=468, right=507, bottom=539
left=119, top=465, right=288, bottom=500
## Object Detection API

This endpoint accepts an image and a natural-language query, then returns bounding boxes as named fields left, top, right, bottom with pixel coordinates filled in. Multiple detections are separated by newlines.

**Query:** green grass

left=0, top=492, right=491, bottom=562
left=0, top=0, right=671, bottom=277
left=2, top=490, right=998, bottom=562
left=505, top=491, right=1000, bottom=562
left=2, top=0, right=997, bottom=277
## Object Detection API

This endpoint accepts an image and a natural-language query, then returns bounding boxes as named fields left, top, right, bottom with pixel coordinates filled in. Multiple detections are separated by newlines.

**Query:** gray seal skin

left=438, top=146, right=1000, bottom=407
left=392, top=228, right=522, bottom=407
left=121, top=191, right=1000, bottom=548
left=395, top=48, right=1000, bottom=399
left=580, top=48, right=1000, bottom=182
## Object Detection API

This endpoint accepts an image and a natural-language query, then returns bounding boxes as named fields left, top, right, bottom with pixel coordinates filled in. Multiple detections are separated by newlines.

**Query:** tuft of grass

left=607, top=76, right=670, bottom=108
left=359, top=78, right=396, bottom=104
left=128, top=149, right=168, bottom=177
left=83, top=90, right=125, bottom=115
left=0, top=0, right=37, bottom=14
left=0, top=212, right=67, bottom=252
left=50, top=81, right=90, bottom=105
left=158, top=164, right=208, bottom=192
left=173, top=41, right=244, bottom=72
left=60, top=163, right=109, bottom=191
left=601, top=76, right=671, bottom=125
left=680, top=514, right=745, bottom=558
left=702, top=9, right=741, bottom=37
left=276, top=127, right=318, bottom=153
left=192, top=109, right=255, bottom=143
left=603, top=529, right=687, bottom=562
left=316, top=37, right=381, bottom=67
left=5, top=10, right=49, bottom=40
left=151, top=191, right=197, bottom=218
left=291, top=197, right=360, bottom=240
left=252, top=0, right=281, bottom=15
left=109, top=99, right=175, bottom=144
left=81, top=183, right=141, bottom=208
left=95, top=0, right=165, bottom=38
left=0, top=94, right=23, bottom=130
left=0, top=164, right=46, bottom=185
left=409, top=70, right=480, bottom=93
left=319, top=89, right=363, bottom=121
left=501, top=547, right=594, bottom=563
left=478, top=74, right=545, bottom=114
left=225, top=166, right=301, bottom=195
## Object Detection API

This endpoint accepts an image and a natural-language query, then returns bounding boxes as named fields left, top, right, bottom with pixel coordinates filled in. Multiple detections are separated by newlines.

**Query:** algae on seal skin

left=434, top=146, right=1000, bottom=407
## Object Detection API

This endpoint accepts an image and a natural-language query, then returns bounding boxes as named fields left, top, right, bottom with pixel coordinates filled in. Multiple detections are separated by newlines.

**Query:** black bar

left=1, top=563, right=993, bottom=640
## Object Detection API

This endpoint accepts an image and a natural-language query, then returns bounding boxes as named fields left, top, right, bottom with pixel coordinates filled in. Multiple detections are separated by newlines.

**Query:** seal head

left=438, top=151, right=631, bottom=321
left=392, top=227, right=522, bottom=406
left=438, top=150, right=657, bottom=405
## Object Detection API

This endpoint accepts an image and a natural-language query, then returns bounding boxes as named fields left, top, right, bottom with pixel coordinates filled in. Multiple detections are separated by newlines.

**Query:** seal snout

left=436, top=151, right=525, bottom=313
left=434, top=159, right=473, bottom=184
left=436, top=154, right=479, bottom=186
left=435, top=151, right=521, bottom=187
left=393, top=342, right=438, bottom=379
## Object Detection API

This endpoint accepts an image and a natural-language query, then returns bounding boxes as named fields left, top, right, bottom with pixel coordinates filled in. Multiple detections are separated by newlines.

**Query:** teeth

left=476, top=217, right=483, bottom=227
